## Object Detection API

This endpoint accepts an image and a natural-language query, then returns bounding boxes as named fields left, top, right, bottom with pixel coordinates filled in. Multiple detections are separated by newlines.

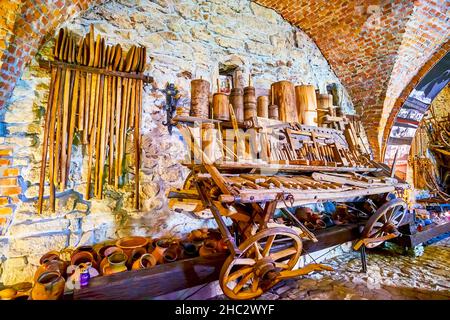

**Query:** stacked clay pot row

left=7, top=229, right=230, bottom=300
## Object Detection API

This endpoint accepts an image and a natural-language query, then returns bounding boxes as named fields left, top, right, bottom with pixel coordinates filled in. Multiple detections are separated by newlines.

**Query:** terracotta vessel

left=31, top=271, right=65, bottom=300
left=71, top=251, right=95, bottom=266
left=152, top=238, right=172, bottom=264
left=216, top=239, right=228, bottom=252
left=72, top=245, right=98, bottom=262
left=116, top=236, right=149, bottom=258
left=34, top=260, right=67, bottom=281
left=199, top=239, right=219, bottom=258
left=131, top=253, right=157, bottom=270
left=163, top=244, right=182, bottom=263
left=103, top=252, right=128, bottom=275
left=181, top=242, right=198, bottom=258
left=128, top=247, right=147, bottom=267
left=39, top=251, right=60, bottom=265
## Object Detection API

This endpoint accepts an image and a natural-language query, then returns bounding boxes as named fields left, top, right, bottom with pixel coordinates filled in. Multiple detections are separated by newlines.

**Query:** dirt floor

left=214, top=237, right=450, bottom=300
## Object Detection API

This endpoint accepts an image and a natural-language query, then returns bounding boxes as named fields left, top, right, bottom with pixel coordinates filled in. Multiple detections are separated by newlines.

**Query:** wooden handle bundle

left=38, top=26, right=146, bottom=213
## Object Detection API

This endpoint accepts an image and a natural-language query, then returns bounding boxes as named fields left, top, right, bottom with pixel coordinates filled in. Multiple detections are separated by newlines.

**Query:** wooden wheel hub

left=254, top=258, right=277, bottom=280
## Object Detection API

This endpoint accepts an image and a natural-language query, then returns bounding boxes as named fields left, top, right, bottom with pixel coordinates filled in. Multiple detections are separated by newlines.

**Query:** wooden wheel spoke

left=228, top=267, right=253, bottom=283
left=233, top=272, right=254, bottom=294
left=253, top=243, right=263, bottom=260
left=251, top=276, right=260, bottom=293
left=234, top=258, right=256, bottom=266
left=274, top=262, right=290, bottom=269
left=270, top=247, right=297, bottom=261
left=262, top=235, right=276, bottom=257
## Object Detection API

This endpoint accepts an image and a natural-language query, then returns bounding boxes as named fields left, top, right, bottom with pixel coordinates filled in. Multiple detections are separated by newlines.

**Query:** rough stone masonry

left=0, top=0, right=356, bottom=284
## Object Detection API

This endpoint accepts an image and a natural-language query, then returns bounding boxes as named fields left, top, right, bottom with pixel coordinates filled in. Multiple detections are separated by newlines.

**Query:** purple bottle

left=80, top=267, right=90, bottom=287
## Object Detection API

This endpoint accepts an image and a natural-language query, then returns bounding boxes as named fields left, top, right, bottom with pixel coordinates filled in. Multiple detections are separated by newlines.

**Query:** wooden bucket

left=271, top=81, right=298, bottom=123
left=190, top=79, right=210, bottom=118
left=295, top=85, right=317, bottom=124
left=316, top=93, right=333, bottom=126
left=229, top=87, right=244, bottom=122
left=244, top=86, right=257, bottom=120
left=212, top=93, right=230, bottom=120
left=257, top=96, right=269, bottom=118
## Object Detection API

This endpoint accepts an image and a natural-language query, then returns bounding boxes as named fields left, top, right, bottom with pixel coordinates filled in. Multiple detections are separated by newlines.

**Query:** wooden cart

left=168, top=115, right=409, bottom=300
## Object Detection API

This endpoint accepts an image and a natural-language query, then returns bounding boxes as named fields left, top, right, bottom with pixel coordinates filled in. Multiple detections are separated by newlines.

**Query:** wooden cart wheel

left=183, top=171, right=196, bottom=189
left=361, top=198, right=407, bottom=249
left=219, top=227, right=302, bottom=300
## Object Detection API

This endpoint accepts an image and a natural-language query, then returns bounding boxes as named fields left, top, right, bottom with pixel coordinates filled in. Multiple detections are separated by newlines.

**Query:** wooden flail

left=38, top=26, right=146, bottom=213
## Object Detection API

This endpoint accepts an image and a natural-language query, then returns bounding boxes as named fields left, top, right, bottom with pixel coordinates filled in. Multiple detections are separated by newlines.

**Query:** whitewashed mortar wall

left=0, top=0, right=355, bottom=284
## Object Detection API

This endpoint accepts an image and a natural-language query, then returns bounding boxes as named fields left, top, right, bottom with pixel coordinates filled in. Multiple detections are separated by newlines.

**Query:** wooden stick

left=60, top=67, right=72, bottom=191
left=65, top=69, right=80, bottom=188
left=37, top=67, right=57, bottom=213
left=97, top=73, right=108, bottom=198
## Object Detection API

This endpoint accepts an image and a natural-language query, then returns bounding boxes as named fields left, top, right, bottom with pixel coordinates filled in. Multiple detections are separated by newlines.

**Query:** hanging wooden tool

left=37, top=26, right=147, bottom=213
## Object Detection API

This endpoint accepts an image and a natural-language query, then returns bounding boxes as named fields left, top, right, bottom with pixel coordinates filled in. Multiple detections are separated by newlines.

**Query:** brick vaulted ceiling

left=254, top=0, right=450, bottom=159
left=0, top=0, right=448, bottom=159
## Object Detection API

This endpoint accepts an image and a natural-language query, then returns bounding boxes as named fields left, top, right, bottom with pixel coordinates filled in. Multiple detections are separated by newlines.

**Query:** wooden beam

left=392, top=221, right=450, bottom=248
left=73, top=255, right=226, bottom=300
left=38, top=59, right=154, bottom=83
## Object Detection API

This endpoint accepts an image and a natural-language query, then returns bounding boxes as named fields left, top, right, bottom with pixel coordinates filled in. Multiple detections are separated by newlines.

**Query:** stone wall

left=0, top=0, right=354, bottom=285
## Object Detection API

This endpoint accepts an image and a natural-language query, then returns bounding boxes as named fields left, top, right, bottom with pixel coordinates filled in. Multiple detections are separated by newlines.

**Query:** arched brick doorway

left=383, top=51, right=450, bottom=180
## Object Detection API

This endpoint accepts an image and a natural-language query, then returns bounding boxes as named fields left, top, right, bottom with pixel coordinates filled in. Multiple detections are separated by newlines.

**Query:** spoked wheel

left=361, top=198, right=407, bottom=249
left=219, top=227, right=302, bottom=300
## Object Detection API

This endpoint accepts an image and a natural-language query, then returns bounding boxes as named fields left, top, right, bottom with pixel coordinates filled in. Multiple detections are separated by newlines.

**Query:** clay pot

left=199, top=239, right=219, bottom=258
left=152, top=239, right=172, bottom=264
left=128, top=247, right=147, bottom=267
left=71, top=251, right=95, bottom=266
left=116, top=236, right=149, bottom=258
left=39, top=251, right=60, bottom=265
left=315, top=219, right=326, bottom=229
left=34, top=260, right=67, bottom=281
left=295, top=207, right=314, bottom=222
left=132, top=253, right=157, bottom=270
left=163, top=244, right=182, bottom=263
left=72, top=245, right=98, bottom=262
left=188, top=229, right=209, bottom=242
left=103, top=252, right=128, bottom=275
left=216, top=239, right=229, bottom=252
left=103, top=246, right=123, bottom=258
left=12, top=294, right=29, bottom=300
left=31, top=271, right=65, bottom=300
left=181, top=242, right=198, bottom=258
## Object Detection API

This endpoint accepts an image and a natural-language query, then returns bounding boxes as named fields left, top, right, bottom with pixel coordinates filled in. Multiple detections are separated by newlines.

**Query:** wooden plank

left=392, top=221, right=450, bottom=248
left=73, top=255, right=226, bottom=300
left=38, top=58, right=153, bottom=83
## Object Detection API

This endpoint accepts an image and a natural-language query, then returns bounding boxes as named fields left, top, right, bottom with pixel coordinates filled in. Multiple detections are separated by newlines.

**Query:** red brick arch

left=0, top=0, right=104, bottom=111
left=254, top=0, right=450, bottom=160
left=381, top=39, right=450, bottom=161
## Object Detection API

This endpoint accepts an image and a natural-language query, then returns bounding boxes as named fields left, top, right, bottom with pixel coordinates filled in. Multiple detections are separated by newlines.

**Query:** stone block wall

left=0, top=0, right=354, bottom=285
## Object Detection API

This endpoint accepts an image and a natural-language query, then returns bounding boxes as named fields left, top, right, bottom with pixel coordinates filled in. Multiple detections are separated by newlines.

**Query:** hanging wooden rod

left=38, top=58, right=154, bottom=84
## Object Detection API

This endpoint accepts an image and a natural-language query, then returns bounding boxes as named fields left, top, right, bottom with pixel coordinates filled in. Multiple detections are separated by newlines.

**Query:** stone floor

left=215, top=238, right=450, bottom=300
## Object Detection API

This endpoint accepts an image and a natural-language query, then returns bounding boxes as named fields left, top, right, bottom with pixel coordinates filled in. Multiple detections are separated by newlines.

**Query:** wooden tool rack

left=167, top=115, right=409, bottom=300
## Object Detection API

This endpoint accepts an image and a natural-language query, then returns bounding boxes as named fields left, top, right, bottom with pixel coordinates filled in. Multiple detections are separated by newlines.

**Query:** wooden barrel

left=271, top=81, right=298, bottom=123
left=244, top=86, right=257, bottom=120
left=229, top=87, right=244, bottom=122
left=268, top=104, right=279, bottom=120
left=257, top=96, right=269, bottom=118
left=212, top=93, right=230, bottom=120
left=295, top=85, right=317, bottom=124
left=202, top=123, right=216, bottom=162
left=316, top=93, right=333, bottom=126
left=190, top=79, right=210, bottom=118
